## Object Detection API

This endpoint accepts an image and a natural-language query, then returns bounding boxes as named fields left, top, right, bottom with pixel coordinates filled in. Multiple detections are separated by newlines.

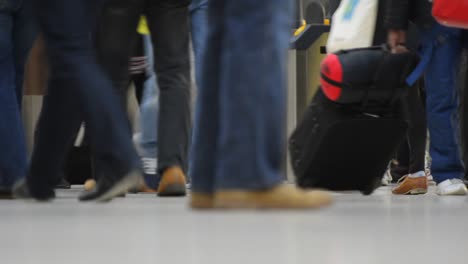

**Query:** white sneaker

left=381, top=170, right=393, bottom=186
left=142, top=157, right=157, bottom=176
left=436, top=179, right=468, bottom=196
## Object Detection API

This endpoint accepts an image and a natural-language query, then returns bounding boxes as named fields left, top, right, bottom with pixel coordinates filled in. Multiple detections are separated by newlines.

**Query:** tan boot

left=392, top=175, right=428, bottom=195
left=157, top=167, right=187, bottom=197
left=190, top=193, right=215, bottom=209
left=213, top=184, right=333, bottom=209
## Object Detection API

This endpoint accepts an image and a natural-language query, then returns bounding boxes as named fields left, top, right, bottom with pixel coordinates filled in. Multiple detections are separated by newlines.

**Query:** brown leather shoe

left=392, top=175, right=428, bottom=195
left=157, top=167, right=187, bottom=197
left=190, top=193, right=215, bottom=209
left=213, top=184, right=333, bottom=209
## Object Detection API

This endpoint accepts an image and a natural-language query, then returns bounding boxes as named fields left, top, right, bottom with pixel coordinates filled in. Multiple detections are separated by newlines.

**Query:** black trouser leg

left=146, top=0, right=191, bottom=173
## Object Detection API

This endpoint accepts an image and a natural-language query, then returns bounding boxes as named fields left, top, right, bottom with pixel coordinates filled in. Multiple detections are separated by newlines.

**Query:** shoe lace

left=396, top=175, right=408, bottom=184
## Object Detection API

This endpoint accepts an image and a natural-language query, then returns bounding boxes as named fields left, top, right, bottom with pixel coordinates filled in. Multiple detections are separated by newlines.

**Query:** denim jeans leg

left=189, top=0, right=225, bottom=193
left=214, top=0, right=292, bottom=190
left=139, top=35, right=158, bottom=159
left=0, top=12, right=28, bottom=187
left=424, top=26, right=465, bottom=183
left=28, top=0, right=140, bottom=196
left=139, top=35, right=160, bottom=188
left=13, top=0, right=38, bottom=108
left=190, top=0, right=208, bottom=89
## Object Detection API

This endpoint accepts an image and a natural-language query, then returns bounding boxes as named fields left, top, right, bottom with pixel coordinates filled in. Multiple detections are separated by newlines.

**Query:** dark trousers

left=95, top=0, right=191, bottom=173
left=391, top=81, right=427, bottom=178
left=0, top=0, right=37, bottom=186
left=28, top=0, right=139, bottom=197
left=375, top=2, right=426, bottom=179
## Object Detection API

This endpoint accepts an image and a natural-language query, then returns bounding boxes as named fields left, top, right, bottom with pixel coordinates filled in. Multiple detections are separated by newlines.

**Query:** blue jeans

left=139, top=35, right=158, bottom=159
left=189, top=0, right=293, bottom=193
left=27, top=0, right=140, bottom=197
left=0, top=0, right=37, bottom=187
left=190, top=0, right=208, bottom=89
left=138, top=35, right=160, bottom=188
left=421, top=24, right=465, bottom=183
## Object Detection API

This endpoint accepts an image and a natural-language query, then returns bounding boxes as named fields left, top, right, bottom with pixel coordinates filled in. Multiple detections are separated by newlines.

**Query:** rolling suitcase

left=289, top=90, right=407, bottom=194
left=289, top=46, right=418, bottom=194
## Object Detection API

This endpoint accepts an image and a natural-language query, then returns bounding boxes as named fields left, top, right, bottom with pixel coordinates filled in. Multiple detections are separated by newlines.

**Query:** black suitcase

left=289, top=90, right=408, bottom=194
left=289, top=46, right=419, bottom=194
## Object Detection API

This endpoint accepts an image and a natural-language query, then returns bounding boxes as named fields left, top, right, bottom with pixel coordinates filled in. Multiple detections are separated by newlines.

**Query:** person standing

left=188, top=0, right=333, bottom=209
left=386, top=0, right=467, bottom=195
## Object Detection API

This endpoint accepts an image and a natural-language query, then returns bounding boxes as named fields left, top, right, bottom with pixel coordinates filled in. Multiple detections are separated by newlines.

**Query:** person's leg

left=188, top=0, right=224, bottom=198
left=134, top=35, right=160, bottom=190
left=26, top=79, right=83, bottom=198
left=189, top=0, right=208, bottom=89
left=94, top=0, right=142, bottom=108
left=423, top=25, right=466, bottom=194
left=0, top=11, right=28, bottom=190
left=391, top=140, right=410, bottom=180
left=406, top=81, right=427, bottom=176
left=139, top=72, right=159, bottom=190
left=21, top=0, right=142, bottom=201
left=392, top=81, right=428, bottom=195
left=129, top=34, right=146, bottom=104
left=12, top=0, right=38, bottom=108
left=214, top=0, right=292, bottom=190
left=146, top=0, right=192, bottom=196
left=189, top=0, right=332, bottom=209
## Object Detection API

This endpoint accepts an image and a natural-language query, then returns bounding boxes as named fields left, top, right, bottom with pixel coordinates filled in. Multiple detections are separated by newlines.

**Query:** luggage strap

left=405, top=44, right=434, bottom=87
left=405, top=24, right=460, bottom=86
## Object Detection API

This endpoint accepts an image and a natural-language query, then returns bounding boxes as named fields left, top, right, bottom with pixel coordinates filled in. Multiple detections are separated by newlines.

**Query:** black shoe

left=13, top=179, right=56, bottom=201
left=78, top=170, right=142, bottom=202
left=0, top=186, right=13, bottom=199
left=55, top=178, right=71, bottom=189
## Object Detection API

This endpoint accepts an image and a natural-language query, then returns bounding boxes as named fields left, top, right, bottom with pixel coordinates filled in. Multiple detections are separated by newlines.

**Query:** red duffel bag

left=319, top=46, right=419, bottom=105
left=433, top=0, right=468, bottom=29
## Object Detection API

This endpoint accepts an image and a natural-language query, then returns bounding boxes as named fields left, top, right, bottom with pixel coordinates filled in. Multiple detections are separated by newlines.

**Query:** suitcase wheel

left=360, top=178, right=382, bottom=195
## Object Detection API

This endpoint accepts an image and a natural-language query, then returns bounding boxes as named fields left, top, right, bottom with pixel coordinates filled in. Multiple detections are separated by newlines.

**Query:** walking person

left=189, top=0, right=333, bottom=209
left=13, top=0, right=143, bottom=202
left=0, top=0, right=37, bottom=198
left=93, top=0, right=192, bottom=196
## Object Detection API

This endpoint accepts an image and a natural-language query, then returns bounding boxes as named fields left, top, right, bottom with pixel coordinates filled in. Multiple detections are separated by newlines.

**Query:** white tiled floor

left=1, top=186, right=468, bottom=264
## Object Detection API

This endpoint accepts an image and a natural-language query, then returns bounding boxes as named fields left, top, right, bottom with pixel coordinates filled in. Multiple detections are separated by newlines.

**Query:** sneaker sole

left=437, top=187, right=468, bottom=196
left=407, top=188, right=427, bottom=195
left=96, top=171, right=143, bottom=202
left=393, top=188, right=428, bottom=195
left=157, top=183, right=186, bottom=197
